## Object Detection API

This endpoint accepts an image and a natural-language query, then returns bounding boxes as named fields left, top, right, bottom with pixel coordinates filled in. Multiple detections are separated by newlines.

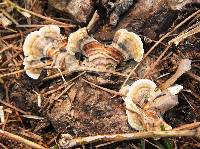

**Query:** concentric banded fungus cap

left=124, top=96, right=143, bottom=130
left=112, top=29, right=144, bottom=62
left=124, top=79, right=181, bottom=131
left=80, top=37, right=125, bottom=69
left=23, top=25, right=62, bottom=79
left=66, top=27, right=89, bottom=55
left=126, top=79, right=161, bottom=106
left=123, top=79, right=161, bottom=130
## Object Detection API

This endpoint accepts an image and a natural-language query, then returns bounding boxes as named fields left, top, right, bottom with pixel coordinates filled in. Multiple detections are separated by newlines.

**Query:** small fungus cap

left=112, top=29, right=144, bottom=62
left=127, top=79, right=161, bottom=106
left=23, top=25, right=62, bottom=79
left=66, top=27, right=89, bottom=55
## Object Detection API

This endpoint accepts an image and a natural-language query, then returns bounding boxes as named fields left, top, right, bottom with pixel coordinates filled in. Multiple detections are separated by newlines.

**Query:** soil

left=0, top=0, right=200, bottom=148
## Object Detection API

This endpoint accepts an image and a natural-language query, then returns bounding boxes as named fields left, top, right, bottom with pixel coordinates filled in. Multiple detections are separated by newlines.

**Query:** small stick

left=174, top=122, right=200, bottom=131
left=58, top=127, right=200, bottom=148
left=5, top=0, right=76, bottom=27
left=143, top=45, right=170, bottom=78
left=87, top=10, right=100, bottom=34
left=16, top=24, right=72, bottom=28
left=169, top=22, right=200, bottom=45
left=0, top=28, right=36, bottom=40
left=43, top=66, right=132, bottom=81
left=0, top=130, right=46, bottom=149
left=54, top=82, right=75, bottom=101
left=43, top=71, right=86, bottom=96
left=82, top=78, right=126, bottom=97
left=1, top=50, right=22, bottom=66
left=0, top=100, right=29, bottom=115
left=0, top=63, right=51, bottom=78
left=186, top=71, right=200, bottom=82
left=1, top=9, right=19, bottom=25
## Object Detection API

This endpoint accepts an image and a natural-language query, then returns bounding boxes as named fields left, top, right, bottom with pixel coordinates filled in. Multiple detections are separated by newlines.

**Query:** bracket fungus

left=23, top=25, right=144, bottom=79
left=66, top=27, right=89, bottom=55
left=23, top=25, right=66, bottom=79
left=123, top=79, right=182, bottom=131
left=80, top=28, right=144, bottom=69
left=112, top=29, right=144, bottom=62
left=80, top=37, right=125, bottom=69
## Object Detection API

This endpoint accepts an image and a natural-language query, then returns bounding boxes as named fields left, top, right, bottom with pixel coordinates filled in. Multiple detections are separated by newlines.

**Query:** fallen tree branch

left=0, top=130, right=46, bottom=149
left=58, top=127, right=200, bottom=148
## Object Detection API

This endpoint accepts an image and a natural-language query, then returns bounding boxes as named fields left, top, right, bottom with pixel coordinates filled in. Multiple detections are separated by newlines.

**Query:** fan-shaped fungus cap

left=126, top=79, right=161, bottom=107
left=23, top=25, right=62, bottom=79
left=123, top=79, right=179, bottom=131
left=125, top=100, right=143, bottom=130
left=112, top=29, right=144, bottom=62
left=66, top=27, right=89, bottom=55
left=23, top=59, right=44, bottom=79
left=167, top=84, right=183, bottom=95
left=123, top=79, right=161, bottom=130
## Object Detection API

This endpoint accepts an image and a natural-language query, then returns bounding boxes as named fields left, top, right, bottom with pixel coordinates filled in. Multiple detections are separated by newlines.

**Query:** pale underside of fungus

left=23, top=25, right=67, bottom=79
left=23, top=25, right=144, bottom=79
left=123, top=79, right=182, bottom=131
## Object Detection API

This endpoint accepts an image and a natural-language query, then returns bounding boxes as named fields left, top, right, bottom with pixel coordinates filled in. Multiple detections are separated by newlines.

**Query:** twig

left=0, top=100, right=29, bottom=115
left=1, top=50, right=22, bottom=66
left=143, top=45, right=170, bottom=78
left=16, top=24, right=72, bottom=28
left=87, top=10, right=100, bottom=34
left=169, top=22, right=200, bottom=45
left=82, top=78, right=126, bottom=97
left=0, top=63, right=51, bottom=78
left=58, top=127, right=200, bottom=148
left=5, top=0, right=76, bottom=27
left=143, top=139, right=161, bottom=149
left=54, top=82, right=75, bottom=101
left=43, top=66, right=132, bottom=81
left=1, top=9, right=19, bottom=25
left=0, top=28, right=36, bottom=40
left=186, top=71, right=200, bottom=82
left=120, top=9, right=200, bottom=90
left=173, top=122, right=200, bottom=131
left=160, top=59, right=191, bottom=90
left=181, top=92, right=197, bottom=114
left=0, top=130, right=46, bottom=149
left=43, top=71, right=86, bottom=96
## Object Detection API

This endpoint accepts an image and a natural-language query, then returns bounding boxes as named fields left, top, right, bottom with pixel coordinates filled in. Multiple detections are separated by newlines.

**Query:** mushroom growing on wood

left=112, top=29, right=144, bottom=62
left=23, top=25, right=67, bottom=79
left=80, top=29, right=144, bottom=70
left=23, top=26, right=144, bottom=78
left=123, top=79, right=181, bottom=131
left=80, top=37, right=125, bottom=69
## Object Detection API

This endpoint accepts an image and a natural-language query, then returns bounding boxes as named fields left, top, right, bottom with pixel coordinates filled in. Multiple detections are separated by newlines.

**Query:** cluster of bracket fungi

left=23, top=25, right=191, bottom=131
left=23, top=25, right=144, bottom=79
